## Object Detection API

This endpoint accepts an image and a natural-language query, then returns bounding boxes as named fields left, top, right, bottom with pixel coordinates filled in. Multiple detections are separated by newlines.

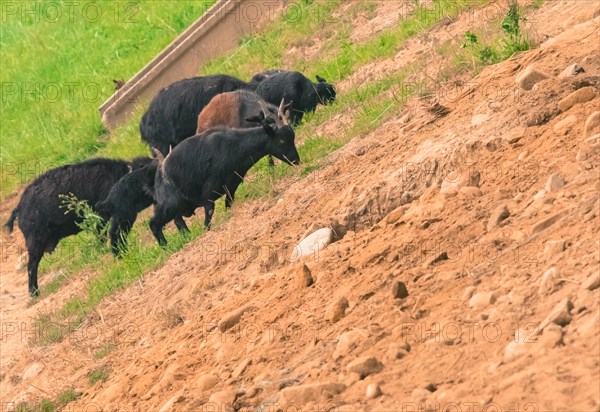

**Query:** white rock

left=22, top=362, right=45, bottom=381
left=366, top=383, right=382, bottom=399
left=471, top=114, right=490, bottom=126
left=545, top=175, right=565, bottom=192
left=291, top=228, right=334, bottom=262
left=539, top=267, right=557, bottom=295
left=516, top=66, right=549, bottom=90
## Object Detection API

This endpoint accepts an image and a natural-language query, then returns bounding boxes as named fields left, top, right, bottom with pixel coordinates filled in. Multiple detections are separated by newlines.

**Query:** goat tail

left=4, top=207, right=18, bottom=233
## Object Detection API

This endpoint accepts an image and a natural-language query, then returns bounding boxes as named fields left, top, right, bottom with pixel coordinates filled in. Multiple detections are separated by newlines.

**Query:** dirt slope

left=1, top=1, right=599, bottom=411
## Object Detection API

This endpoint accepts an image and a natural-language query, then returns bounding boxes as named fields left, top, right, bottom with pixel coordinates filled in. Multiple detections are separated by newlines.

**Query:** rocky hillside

left=1, top=1, right=599, bottom=411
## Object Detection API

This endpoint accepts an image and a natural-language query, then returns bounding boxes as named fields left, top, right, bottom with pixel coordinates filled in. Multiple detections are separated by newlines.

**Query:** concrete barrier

left=99, top=0, right=282, bottom=130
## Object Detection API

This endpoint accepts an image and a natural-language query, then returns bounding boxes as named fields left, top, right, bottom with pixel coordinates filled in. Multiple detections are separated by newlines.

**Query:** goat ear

left=262, top=122, right=276, bottom=137
left=316, top=75, right=327, bottom=83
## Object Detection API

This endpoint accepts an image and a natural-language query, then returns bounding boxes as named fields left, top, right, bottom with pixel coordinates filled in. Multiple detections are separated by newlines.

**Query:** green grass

left=88, top=366, right=110, bottom=386
left=13, top=389, right=81, bottom=412
left=0, top=1, right=217, bottom=196
left=31, top=0, right=509, bottom=343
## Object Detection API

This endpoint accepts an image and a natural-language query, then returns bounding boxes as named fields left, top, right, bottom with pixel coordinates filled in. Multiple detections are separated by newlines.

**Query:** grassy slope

left=0, top=0, right=216, bottom=196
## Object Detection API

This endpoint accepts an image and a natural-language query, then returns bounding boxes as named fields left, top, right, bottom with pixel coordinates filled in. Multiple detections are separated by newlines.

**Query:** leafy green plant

left=59, top=193, right=109, bottom=246
left=88, top=366, right=110, bottom=385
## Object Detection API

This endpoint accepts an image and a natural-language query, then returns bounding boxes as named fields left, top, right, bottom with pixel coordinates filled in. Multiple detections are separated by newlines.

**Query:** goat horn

left=258, top=100, right=270, bottom=118
left=152, top=148, right=165, bottom=163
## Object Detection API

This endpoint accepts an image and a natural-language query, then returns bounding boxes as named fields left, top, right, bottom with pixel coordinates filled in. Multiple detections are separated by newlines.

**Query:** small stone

left=469, top=292, right=496, bottom=308
left=425, top=252, right=448, bottom=267
left=518, top=150, right=529, bottom=161
left=582, top=272, right=600, bottom=291
left=391, top=281, right=409, bottom=299
left=209, top=390, right=237, bottom=409
left=504, top=128, right=526, bottom=144
left=219, top=305, right=253, bottom=332
left=159, top=395, right=183, bottom=412
left=558, top=63, right=585, bottom=78
left=382, top=206, right=406, bottom=225
left=503, top=340, right=530, bottom=363
left=197, top=374, right=219, bottom=392
left=366, top=383, right=382, bottom=399
left=539, top=267, right=557, bottom=295
left=291, top=228, right=334, bottom=262
left=458, top=186, right=483, bottom=199
left=487, top=205, right=509, bottom=231
left=553, top=115, right=577, bottom=135
left=412, top=388, right=433, bottom=401
left=540, top=299, right=574, bottom=330
left=539, top=324, right=563, bottom=348
left=545, top=175, right=565, bottom=192
left=232, top=358, right=252, bottom=379
left=22, top=362, right=45, bottom=381
left=558, top=87, right=596, bottom=112
left=332, top=330, right=364, bottom=359
left=544, top=240, right=566, bottom=259
left=327, top=297, right=349, bottom=323
left=516, top=65, right=549, bottom=90
left=278, top=382, right=346, bottom=405
left=471, top=114, right=489, bottom=126
left=462, top=286, right=476, bottom=301
left=387, top=347, right=409, bottom=361
left=584, top=111, right=600, bottom=137
left=347, top=356, right=384, bottom=378
left=295, top=263, right=314, bottom=288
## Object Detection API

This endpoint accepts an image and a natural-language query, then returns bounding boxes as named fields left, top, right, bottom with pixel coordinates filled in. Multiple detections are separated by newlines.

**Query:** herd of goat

left=5, top=70, right=337, bottom=296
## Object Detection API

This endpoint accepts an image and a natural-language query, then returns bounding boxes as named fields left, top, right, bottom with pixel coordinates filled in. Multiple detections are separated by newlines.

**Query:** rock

left=518, top=150, right=529, bottom=161
left=197, top=374, right=219, bottom=392
left=553, top=115, right=577, bottom=135
left=382, top=206, right=406, bottom=225
left=516, top=65, right=549, bottom=90
left=232, top=358, right=252, bottom=379
left=440, top=179, right=460, bottom=197
left=487, top=205, right=509, bottom=231
left=412, top=388, right=433, bottom=401
left=462, top=286, right=476, bottom=301
left=545, top=174, right=565, bottom=192
left=425, top=252, right=448, bottom=267
left=332, top=330, right=364, bottom=359
left=539, top=324, right=563, bottom=348
left=584, top=111, right=600, bottom=137
left=387, top=347, right=409, bottom=361
left=278, top=382, right=346, bottom=405
left=347, top=356, right=384, bottom=378
left=558, top=87, right=596, bottom=112
left=291, top=228, right=333, bottom=262
left=458, top=186, right=483, bottom=199
left=544, top=240, right=566, bottom=259
left=503, top=340, right=530, bottom=363
left=532, top=209, right=569, bottom=235
left=539, top=267, right=557, bottom=295
left=504, top=127, right=525, bottom=144
left=327, top=297, right=349, bottom=323
left=469, top=292, right=496, bottom=308
left=219, top=305, right=253, bottom=332
left=540, top=299, right=574, bottom=330
left=471, top=114, right=489, bottom=126
left=209, top=390, right=237, bottom=410
left=159, top=394, right=183, bottom=412
left=366, top=383, right=382, bottom=399
left=558, top=63, right=585, bottom=78
left=22, top=362, right=45, bottom=381
left=577, top=310, right=599, bottom=336
left=582, top=272, right=600, bottom=291
left=295, top=263, right=314, bottom=288
left=391, top=281, right=409, bottom=299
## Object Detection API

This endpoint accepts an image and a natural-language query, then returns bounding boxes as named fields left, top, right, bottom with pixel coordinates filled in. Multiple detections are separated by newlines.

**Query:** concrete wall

left=99, top=0, right=283, bottom=130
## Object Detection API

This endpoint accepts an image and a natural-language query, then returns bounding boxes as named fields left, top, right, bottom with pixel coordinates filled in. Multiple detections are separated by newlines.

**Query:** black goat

left=4, top=157, right=152, bottom=296
left=140, top=74, right=255, bottom=156
left=254, top=70, right=336, bottom=125
left=94, top=161, right=189, bottom=256
left=150, top=108, right=300, bottom=246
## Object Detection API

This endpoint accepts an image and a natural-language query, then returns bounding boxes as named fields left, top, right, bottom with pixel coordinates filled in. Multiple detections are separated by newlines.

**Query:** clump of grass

left=13, top=389, right=81, bottom=412
left=459, top=1, right=531, bottom=66
left=88, top=366, right=110, bottom=386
